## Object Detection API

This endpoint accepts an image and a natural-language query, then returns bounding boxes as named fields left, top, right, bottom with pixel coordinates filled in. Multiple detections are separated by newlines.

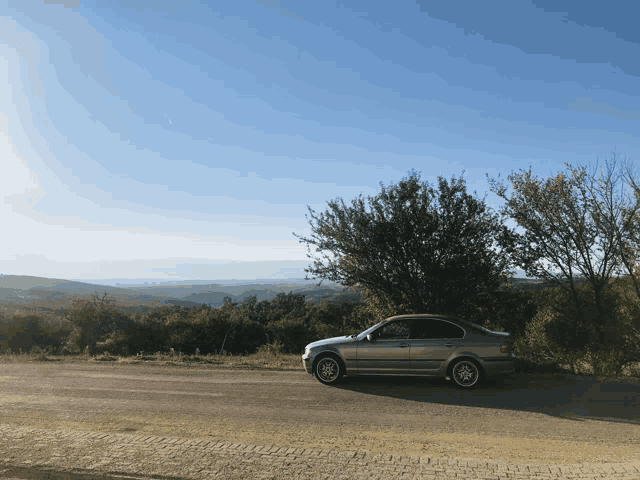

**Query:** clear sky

left=2, top=0, right=639, bottom=284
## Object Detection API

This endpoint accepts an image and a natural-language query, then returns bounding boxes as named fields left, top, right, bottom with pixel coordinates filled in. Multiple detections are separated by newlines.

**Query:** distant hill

left=0, top=275, right=354, bottom=312
left=0, top=276, right=129, bottom=303
left=0, top=274, right=547, bottom=314
left=506, top=277, right=548, bottom=291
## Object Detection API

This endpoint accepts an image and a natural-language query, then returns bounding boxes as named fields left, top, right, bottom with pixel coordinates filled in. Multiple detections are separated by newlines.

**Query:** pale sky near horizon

left=2, top=1, right=640, bottom=283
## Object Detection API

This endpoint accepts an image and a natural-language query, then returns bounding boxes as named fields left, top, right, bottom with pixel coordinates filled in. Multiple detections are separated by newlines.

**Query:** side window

left=412, top=319, right=464, bottom=339
left=376, top=320, right=411, bottom=340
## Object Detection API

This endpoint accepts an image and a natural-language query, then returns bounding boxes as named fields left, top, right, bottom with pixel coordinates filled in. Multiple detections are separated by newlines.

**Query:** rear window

left=412, top=319, right=465, bottom=339
left=468, top=323, right=492, bottom=333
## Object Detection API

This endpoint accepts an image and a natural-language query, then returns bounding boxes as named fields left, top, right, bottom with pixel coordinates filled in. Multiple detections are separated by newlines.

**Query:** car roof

left=382, top=314, right=477, bottom=327
left=381, top=314, right=492, bottom=333
left=384, top=314, right=459, bottom=321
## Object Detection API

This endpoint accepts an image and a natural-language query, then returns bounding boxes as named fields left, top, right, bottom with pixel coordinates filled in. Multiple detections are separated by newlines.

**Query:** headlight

left=500, top=343, right=509, bottom=354
left=304, top=348, right=312, bottom=357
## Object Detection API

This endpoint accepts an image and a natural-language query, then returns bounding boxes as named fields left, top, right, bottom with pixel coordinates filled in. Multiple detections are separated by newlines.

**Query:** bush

left=256, top=340, right=286, bottom=355
left=514, top=280, right=640, bottom=376
left=44, top=345, right=58, bottom=355
left=266, top=315, right=311, bottom=354
left=64, top=327, right=85, bottom=354
left=59, top=344, right=80, bottom=356
left=513, top=308, right=581, bottom=373
left=126, top=313, right=170, bottom=354
left=92, top=353, right=118, bottom=362
left=102, top=329, right=131, bottom=355
left=229, top=317, right=267, bottom=354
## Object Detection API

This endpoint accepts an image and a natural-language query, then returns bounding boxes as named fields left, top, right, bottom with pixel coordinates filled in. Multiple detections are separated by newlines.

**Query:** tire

left=313, top=355, right=343, bottom=385
left=451, top=359, right=482, bottom=388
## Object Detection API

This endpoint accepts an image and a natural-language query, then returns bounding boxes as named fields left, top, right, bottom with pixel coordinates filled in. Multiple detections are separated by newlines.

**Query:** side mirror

left=367, top=334, right=374, bottom=342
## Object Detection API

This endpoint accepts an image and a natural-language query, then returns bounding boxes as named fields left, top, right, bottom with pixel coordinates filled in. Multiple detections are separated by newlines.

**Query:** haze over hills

left=0, top=274, right=351, bottom=309
left=0, top=274, right=548, bottom=313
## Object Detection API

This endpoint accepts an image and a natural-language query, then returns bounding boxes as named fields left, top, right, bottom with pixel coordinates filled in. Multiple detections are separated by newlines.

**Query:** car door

left=357, top=319, right=412, bottom=374
left=409, top=318, right=464, bottom=374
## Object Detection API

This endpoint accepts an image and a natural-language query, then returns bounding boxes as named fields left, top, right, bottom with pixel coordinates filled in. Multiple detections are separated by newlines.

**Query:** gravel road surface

left=0, top=362, right=639, bottom=479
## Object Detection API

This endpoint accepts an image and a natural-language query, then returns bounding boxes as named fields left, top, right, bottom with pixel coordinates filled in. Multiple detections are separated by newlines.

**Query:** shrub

left=92, top=353, right=118, bottom=362
left=44, top=345, right=58, bottom=355
left=229, top=317, right=267, bottom=354
left=266, top=315, right=311, bottom=354
left=59, top=345, right=80, bottom=356
left=256, top=340, right=286, bottom=355
left=513, top=307, right=583, bottom=374
left=514, top=280, right=640, bottom=376
left=102, top=329, right=131, bottom=355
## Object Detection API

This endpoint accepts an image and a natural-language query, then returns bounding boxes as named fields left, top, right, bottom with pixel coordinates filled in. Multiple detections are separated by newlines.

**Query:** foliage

left=489, top=153, right=640, bottom=332
left=3, top=154, right=640, bottom=378
left=0, top=315, right=45, bottom=352
left=514, top=285, right=590, bottom=374
left=256, top=340, right=286, bottom=355
left=0, top=275, right=638, bottom=377
left=513, top=275, right=640, bottom=377
left=102, top=329, right=132, bottom=355
left=304, top=298, right=364, bottom=339
left=490, top=152, right=640, bottom=374
left=481, top=285, right=538, bottom=337
left=295, top=171, right=515, bottom=321
left=63, top=291, right=133, bottom=355
left=604, top=275, right=640, bottom=371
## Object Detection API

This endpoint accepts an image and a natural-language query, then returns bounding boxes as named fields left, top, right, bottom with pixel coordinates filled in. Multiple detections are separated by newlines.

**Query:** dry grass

left=514, top=356, right=640, bottom=385
left=553, top=360, right=640, bottom=384
left=0, top=349, right=302, bottom=370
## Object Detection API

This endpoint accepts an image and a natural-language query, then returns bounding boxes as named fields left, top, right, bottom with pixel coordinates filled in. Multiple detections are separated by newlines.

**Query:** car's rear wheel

left=451, top=359, right=482, bottom=388
left=313, top=355, right=343, bottom=385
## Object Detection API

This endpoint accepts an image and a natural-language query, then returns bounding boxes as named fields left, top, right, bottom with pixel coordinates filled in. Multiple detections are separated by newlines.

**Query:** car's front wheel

left=313, top=355, right=343, bottom=385
left=451, top=359, right=481, bottom=388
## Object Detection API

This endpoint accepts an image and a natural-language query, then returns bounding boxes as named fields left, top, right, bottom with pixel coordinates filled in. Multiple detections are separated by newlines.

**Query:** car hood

left=305, top=335, right=355, bottom=350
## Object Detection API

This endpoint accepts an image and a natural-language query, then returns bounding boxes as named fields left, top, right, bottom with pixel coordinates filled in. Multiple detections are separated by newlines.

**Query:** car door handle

left=444, top=343, right=457, bottom=347
left=399, top=343, right=409, bottom=348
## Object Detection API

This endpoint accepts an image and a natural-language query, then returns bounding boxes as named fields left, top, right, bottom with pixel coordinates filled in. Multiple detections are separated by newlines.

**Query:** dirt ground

left=0, top=361, right=639, bottom=465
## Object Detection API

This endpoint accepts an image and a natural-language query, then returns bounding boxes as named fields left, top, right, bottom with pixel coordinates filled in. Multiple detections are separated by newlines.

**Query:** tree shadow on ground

left=334, top=372, right=640, bottom=424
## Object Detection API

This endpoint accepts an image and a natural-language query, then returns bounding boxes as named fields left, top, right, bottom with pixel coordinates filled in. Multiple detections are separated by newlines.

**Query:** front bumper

left=302, top=354, right=313, bottom=374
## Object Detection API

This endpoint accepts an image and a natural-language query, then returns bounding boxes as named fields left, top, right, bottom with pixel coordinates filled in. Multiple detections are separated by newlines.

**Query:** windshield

left=355, top=321, right=385, bottom=340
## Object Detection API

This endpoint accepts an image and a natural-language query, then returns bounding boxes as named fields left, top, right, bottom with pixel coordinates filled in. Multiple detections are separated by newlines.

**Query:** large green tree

left=489, top=152, right=640, bottom=372
left=295, top=171, right=515, bottom=321
left=489, top=155, right=640, bottom=304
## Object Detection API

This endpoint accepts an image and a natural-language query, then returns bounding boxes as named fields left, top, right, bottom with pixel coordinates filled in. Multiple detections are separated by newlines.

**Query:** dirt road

left=0, top=362, right=639, bottom=466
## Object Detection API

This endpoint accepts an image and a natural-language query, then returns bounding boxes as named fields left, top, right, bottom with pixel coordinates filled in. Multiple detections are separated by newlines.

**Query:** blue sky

left=1, top=0, right=639, bottom=284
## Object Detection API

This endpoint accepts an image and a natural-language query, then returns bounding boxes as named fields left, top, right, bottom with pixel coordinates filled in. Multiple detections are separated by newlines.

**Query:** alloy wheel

left=315, top=357, right=341, bottom=384
left=452, top=360, right=480, bottom=388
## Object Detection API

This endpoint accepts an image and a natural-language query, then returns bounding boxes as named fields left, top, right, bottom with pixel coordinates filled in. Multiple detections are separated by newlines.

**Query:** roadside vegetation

left=0, top=340, right=303, bottom=371
left=0, top=284, right=638, bottom=381
left=1, top=151, right=640, bottom=382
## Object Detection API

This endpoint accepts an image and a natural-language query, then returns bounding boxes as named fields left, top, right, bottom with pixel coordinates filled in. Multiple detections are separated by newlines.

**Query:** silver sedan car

left=302, top=314, right=515, bottom=388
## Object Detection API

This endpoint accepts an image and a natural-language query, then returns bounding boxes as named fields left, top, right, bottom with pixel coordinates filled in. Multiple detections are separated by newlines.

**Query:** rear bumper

left=482, top=357, right=516, bottom=376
